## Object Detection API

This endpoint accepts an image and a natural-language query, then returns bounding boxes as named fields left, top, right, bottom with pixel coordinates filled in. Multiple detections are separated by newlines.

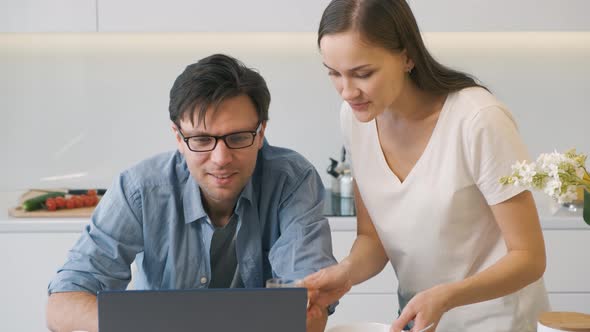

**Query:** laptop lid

left=97, top=288, right=307, bottom=332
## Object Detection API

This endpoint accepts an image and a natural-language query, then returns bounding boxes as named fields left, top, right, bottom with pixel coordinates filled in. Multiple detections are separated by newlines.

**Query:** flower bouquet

left=500, top=149, right=590, bottom=225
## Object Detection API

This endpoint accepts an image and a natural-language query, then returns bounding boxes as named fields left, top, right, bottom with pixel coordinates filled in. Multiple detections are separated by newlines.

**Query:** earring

left=406, top=67, right=413, bottom=74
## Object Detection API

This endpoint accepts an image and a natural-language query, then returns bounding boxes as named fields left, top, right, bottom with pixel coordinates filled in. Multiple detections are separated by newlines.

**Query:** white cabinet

left=331, top=294, right=398, bottom=327
left=97, top=0, right=332, bottom=32
left=408, top=0, right=590, bottom=31
left=100, top=0, right=590, bottom=32
left=0, top=232, right=81, bottom=332
left=544, top=230, right=590, bottom=293
left=0, top=217, right=587, bottom=331
left=330, top=231, right=397, bottom=294
left=327, top=219, right=590, bottom=327
left=0, top=0, right=96, bottom=32
left=328, top=230, right=398, bottom=327
left=3, top=1, right=590, bottom=33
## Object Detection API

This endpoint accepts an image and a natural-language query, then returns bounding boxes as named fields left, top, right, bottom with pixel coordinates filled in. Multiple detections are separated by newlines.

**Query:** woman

left=304, top=0, right=549, bottom=331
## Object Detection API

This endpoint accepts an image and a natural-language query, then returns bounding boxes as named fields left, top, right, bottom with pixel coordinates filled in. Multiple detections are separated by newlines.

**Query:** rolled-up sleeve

left=48, top=172, right=144, bottom=295
left=268, top=165, right=339, bottom=313
left=269, top=165, right=336, bottom=279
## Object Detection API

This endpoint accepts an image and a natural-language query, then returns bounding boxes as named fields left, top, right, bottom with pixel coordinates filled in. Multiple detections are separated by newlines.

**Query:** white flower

left=500, top=149, right=590, bottom=205
left=544, top=178, right=560, bottom=198
left=520, top=163, right=536, bottom=185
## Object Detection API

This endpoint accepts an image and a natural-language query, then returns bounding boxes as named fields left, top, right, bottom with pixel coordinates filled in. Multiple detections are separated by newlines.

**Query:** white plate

left=327, top=322, right=390, bottom=332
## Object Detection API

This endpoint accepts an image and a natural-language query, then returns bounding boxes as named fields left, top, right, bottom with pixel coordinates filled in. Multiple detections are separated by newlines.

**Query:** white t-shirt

left=340, top=87, right=549, bottom=331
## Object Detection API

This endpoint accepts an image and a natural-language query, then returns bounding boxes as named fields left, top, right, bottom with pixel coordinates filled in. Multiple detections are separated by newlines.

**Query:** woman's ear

left=402, top=49, right=414, bottom=73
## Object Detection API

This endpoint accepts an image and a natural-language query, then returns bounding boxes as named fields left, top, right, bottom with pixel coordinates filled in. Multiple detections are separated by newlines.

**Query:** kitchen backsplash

left=1, top=32, right=589, bottom=191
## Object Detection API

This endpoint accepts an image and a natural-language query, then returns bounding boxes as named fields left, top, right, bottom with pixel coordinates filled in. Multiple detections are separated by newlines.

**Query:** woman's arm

left=342, top=181, right=390, bottom=285
left=393, top=190, right=546, bottom=331
left=445, top=190, right=546, bottom=307
left=304, top=181, right=389, bottom=308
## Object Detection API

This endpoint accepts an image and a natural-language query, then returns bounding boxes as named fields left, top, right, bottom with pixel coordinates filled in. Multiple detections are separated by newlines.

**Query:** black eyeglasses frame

left=176, top=122, right=263, bottom=152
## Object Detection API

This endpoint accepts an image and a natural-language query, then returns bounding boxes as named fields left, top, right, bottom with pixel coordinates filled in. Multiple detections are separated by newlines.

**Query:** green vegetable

left=22, top=192, right=65, bottom=211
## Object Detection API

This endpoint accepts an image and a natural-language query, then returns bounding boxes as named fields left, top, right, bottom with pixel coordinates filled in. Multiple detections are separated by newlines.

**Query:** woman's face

left=320, top=31, right=413, bottom=122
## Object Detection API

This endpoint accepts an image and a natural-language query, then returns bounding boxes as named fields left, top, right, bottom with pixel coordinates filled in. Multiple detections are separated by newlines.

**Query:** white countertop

left=1, top=191, right=587, bottom=233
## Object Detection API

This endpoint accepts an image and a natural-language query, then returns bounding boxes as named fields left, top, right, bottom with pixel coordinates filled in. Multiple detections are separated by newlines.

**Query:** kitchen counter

left=1, top=192, right=588, bottom=332
left=0, top=191, right=587, bottom=233
left=0, top=190, right=358, bottom=233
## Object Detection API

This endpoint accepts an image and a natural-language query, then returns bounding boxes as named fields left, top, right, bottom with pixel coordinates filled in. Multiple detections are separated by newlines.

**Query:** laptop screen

left=98, top=288, right=307, bottom=332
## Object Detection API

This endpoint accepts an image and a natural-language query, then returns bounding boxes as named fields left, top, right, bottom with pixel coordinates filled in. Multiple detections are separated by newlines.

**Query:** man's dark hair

left=169, top=54, right=271, bottom=127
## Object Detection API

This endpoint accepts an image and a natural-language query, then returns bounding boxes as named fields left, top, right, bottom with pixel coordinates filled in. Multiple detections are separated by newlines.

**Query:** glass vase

left=584, top=189, right=590, bottom=226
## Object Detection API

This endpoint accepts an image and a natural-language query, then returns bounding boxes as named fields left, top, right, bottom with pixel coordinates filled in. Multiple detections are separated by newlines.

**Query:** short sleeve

left=466, top=106, right=531, bottom=205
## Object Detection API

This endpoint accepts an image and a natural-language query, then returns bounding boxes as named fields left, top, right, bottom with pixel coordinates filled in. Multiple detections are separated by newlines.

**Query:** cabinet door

left=327, top=293, right=399, bottom=328
left=0, top=0, right=96, bottom=32
left=98, top=0, right=332, bottom=32
left=331, top=231, right=398, bottom=294
left=409, top=0, right=590, bottom=31
left=544, top=230, right=590, bottom=293
left=0, top=232, right=81, bottom=332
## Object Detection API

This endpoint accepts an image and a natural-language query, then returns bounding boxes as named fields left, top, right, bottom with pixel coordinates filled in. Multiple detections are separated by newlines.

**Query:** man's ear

left=257, top=120, right=267, bottom=150
left=171, top=122, right=185, bottom=153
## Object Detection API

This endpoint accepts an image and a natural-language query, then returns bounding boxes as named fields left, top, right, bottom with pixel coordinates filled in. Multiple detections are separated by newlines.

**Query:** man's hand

left=47, top=292, right=98, bottom=332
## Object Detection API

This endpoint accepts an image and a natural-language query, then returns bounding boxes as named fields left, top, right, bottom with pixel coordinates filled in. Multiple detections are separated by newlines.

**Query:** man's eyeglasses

left=176, top=122, right=262, bottom=152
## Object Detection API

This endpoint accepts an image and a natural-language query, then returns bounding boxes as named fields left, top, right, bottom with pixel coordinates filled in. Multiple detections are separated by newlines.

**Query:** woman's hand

left=303, top=261, right=353, bottom=318
left=306, top=303, right=328, bottom=332
left=390, top=284, right=455, bottom=332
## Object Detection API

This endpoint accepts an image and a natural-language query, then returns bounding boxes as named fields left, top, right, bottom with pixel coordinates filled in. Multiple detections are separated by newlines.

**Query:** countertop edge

left=2, top=191, right=587, bottom=233
left=1, top=215, right=588, bottom=233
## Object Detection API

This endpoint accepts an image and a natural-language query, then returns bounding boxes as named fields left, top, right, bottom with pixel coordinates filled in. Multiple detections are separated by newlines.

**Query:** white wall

left=1, top=32, right=589, bottom=191
left=4, top=1, right=590, bottom=33
left=408, top=0, right=590, bottom=31
left=97, top=0, right=333, bottom=32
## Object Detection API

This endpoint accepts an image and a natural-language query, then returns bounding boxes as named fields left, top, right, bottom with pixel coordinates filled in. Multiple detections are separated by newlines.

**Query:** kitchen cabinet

left=2, top=1, right=590, bottom=33
left=97, top=0, right=590, bottom=32
left=0, top=0, right=96, bottom=32
left=97, top=0, right=332, bottom=32
left=0, top=215, right=588, bottom=331
left=327, top=219, right=590, bottom=327
left=0, top=232, right=81, bottom=332
left=408, top=0, right=590, bottom=31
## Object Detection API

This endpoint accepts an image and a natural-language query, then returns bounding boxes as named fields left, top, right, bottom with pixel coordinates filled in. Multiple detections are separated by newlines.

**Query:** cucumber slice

left=22, top=192, right=66, bottom=211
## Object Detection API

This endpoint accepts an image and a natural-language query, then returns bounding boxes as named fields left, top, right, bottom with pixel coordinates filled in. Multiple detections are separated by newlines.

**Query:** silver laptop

left=97, top=288, right=307, bottom=332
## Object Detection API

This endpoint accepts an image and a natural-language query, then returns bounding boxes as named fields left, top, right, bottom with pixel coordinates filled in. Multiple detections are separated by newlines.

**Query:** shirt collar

left=182, top=171, right=256, bottom=224
left=182, top=177, right=207, bottom=224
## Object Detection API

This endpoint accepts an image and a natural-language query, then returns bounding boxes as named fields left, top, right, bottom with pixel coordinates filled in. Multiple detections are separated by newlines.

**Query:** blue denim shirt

left=48, top=141, right=336, bottom=293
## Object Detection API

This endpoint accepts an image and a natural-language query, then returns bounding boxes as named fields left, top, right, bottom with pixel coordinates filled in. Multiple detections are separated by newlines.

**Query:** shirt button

left=200, top=276, right=208, bottom=284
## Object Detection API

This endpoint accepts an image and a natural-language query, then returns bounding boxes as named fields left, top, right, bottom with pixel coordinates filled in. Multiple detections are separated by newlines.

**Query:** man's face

left=174, top=94, right=265, bottom=210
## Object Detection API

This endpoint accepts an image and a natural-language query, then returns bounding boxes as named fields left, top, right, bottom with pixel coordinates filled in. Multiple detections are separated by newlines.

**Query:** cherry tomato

left=65, top=198, right=75, bottom=209
left=83, top=196, right=93, bottom=207
left=87, top=189, right=97, bottom=196
left=55, top=196, right=66, bottom=209
left=73, top=196, right=83, bottom=208
left=45, top=198, right=57, bottom=211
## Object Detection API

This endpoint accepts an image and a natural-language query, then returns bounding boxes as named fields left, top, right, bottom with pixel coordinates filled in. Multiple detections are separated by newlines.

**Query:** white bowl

left=327, top=322, right=390, bottom=332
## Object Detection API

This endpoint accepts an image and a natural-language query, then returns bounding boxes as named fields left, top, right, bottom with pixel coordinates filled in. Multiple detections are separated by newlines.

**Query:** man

left=46, top=54, right=336, bottom=332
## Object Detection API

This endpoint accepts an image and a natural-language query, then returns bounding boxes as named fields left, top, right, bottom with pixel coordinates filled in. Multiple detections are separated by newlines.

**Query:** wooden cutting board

left=539, top=312, right=590, bottom=331
left=8, top=189, right=99, bottom=218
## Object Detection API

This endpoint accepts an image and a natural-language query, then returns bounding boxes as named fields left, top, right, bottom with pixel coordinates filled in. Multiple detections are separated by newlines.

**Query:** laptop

left=97, top=288, right=307, bottom=332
